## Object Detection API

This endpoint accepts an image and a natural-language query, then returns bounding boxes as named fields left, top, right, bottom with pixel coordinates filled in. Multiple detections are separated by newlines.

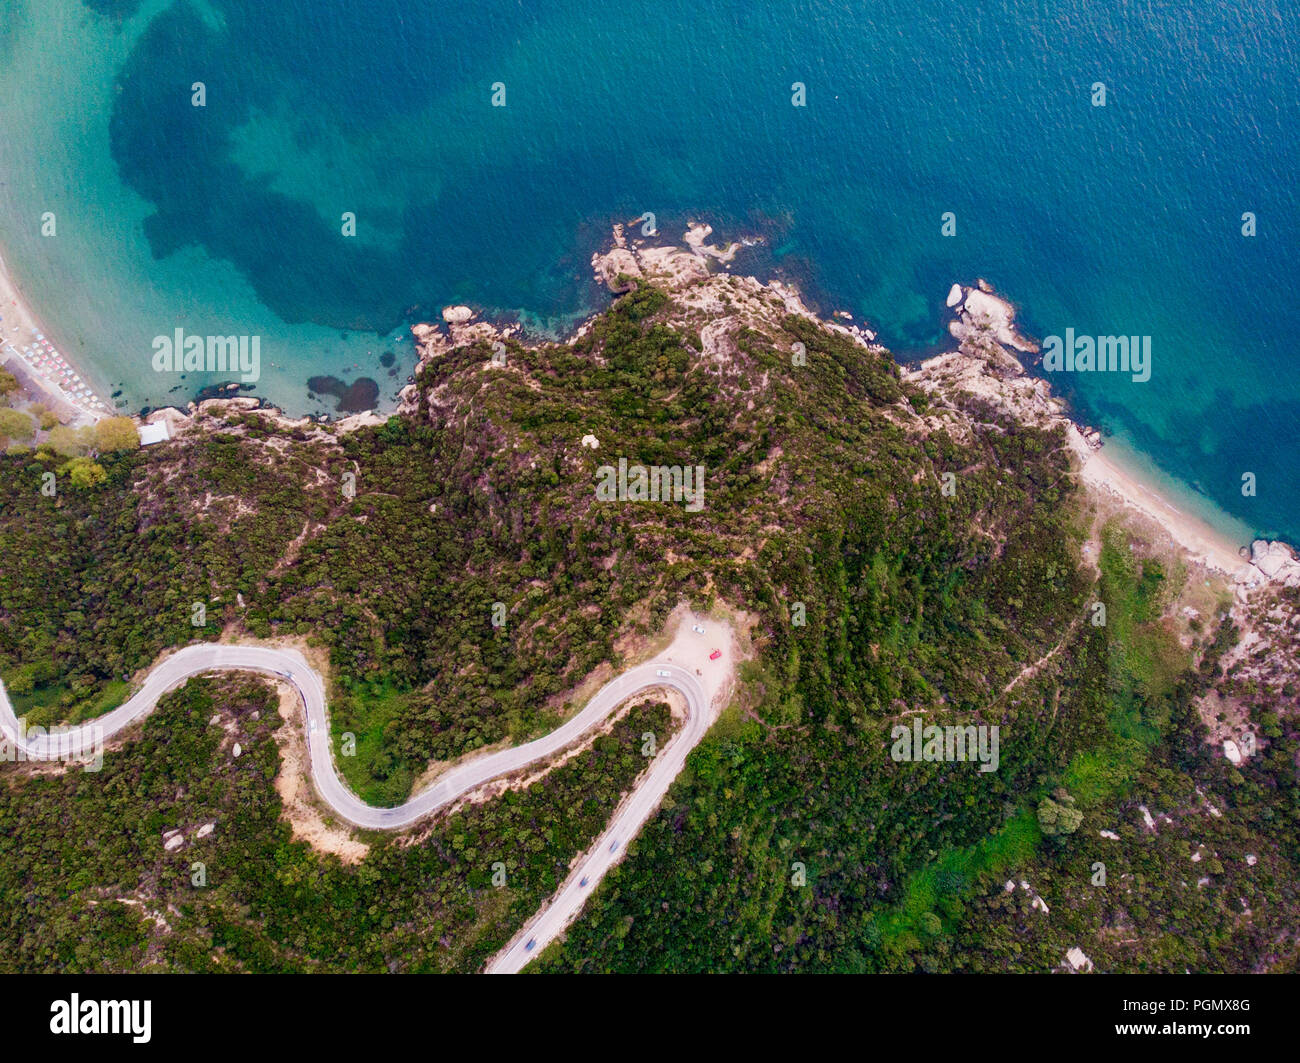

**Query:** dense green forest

left=1, top=276, right=1296, bottom=971
left=0, top=675, right=673, bottom=971
left=541, top=528, right=1300, bottom=972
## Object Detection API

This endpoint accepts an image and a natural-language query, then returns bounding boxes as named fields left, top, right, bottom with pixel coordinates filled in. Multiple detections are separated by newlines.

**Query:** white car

left=656, top=669, right=671, bottom=677
left=692, top=624, right=705, bottom=634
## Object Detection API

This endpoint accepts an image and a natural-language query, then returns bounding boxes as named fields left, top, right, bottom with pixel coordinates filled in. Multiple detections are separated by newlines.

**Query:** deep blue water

left=0, top=0, right=1296, bottom=539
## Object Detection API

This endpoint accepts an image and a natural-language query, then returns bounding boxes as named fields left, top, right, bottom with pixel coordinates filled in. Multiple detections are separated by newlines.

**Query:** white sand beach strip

left=0, top=247, right=110, bottom=422
left=1066, top=426, right=1246, bottom=576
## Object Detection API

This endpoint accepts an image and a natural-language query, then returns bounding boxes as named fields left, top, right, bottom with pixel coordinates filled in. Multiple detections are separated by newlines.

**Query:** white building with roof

left=137, top=421, right=171, bottom=446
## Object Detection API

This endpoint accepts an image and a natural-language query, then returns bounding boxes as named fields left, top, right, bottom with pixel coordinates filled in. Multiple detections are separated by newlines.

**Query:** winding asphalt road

left=0, top=640, right=717, bottom=970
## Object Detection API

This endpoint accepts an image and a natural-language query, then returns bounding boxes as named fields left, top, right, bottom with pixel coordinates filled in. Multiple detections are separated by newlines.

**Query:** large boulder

left=441, top=305, right=474, bottom=324
left=1251, top=539, right=1297, bottom=579
left=592, top=248, right=642, bottom=292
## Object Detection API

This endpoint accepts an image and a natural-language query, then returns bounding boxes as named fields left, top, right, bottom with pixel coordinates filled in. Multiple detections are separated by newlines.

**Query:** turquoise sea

left=0, top=0, right=1295, bottom=540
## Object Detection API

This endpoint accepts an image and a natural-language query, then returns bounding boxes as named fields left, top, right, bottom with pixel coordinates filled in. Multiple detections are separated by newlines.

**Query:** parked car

left=692, top=624, right=705, bottom=634
left=709, top=649, right=722, bottom=660
left=656, top=669, right=671, bottom=677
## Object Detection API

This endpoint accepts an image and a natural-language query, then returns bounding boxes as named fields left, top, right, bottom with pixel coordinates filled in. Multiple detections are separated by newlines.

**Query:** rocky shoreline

left=914, top=280, right=1299, bottom=597
left=397, top=223, right=1298, bottom=609
left=130, top=221, right=1292, bottom=608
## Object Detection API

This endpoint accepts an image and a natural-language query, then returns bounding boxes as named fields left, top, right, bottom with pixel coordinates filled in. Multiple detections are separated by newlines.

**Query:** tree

left=0, top=368, right=18, bottom=395
left=93, top=417, right=140, bottom=454
left=45, top=424, right=93, bottom=458
left=1036, top=788, right=1083, bottom=837
left=29, top=404, right=59, bottom=430
left=61, top=456, right=107, bottom=489
left=6, top=667, right=35, bottom=696
left=0, top=407, right=34, bottom=445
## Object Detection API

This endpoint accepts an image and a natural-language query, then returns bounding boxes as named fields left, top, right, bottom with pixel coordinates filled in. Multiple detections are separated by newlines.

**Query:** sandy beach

left=936, top=280, right=1258, bottom=581
left=0, top=246, right=110, bottom=423
left=1067, top=425, right=1247, bottom=576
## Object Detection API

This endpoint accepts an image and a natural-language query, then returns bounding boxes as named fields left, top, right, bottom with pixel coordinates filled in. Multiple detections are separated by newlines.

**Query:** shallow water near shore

left=0, top=0, right=1295, bottom=541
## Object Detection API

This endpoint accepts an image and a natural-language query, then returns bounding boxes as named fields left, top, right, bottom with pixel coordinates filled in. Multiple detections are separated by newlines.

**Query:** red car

left=709, top=649, right=721, bottom=661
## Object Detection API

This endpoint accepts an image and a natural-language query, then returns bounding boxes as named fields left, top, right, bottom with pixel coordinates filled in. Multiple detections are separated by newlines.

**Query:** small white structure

left=580, top=434, right=600, bottom=449
left=138, top=421, right=171, bottom=446
left=1065, top=947, right=1094, bottom=972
